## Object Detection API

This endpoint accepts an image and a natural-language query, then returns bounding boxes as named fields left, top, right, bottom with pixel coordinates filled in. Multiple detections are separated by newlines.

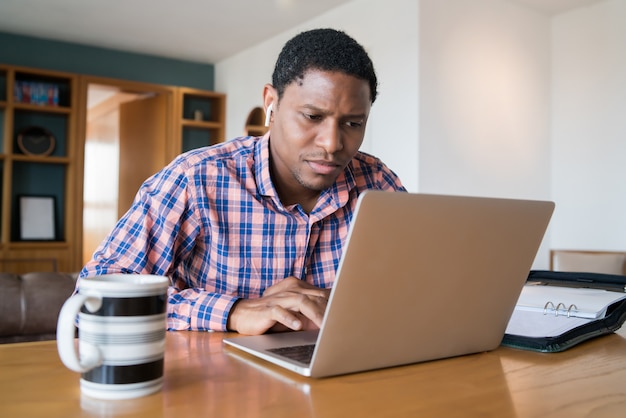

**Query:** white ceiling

left=0, top=0, right=607, bottom=64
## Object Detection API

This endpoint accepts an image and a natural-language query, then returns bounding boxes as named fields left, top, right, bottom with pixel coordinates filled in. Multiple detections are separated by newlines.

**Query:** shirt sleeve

left=167, top=281, right=239, bottom=331
left=79, top=162, right=238, bottom=332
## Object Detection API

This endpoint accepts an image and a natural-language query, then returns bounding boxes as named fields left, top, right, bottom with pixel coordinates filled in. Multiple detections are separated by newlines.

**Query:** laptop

left=223, top=191, right=555, bottom=378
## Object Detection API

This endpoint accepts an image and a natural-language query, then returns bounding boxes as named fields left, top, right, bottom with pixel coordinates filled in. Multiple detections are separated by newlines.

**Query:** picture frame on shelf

left=18, top=195, right=56, bottom=241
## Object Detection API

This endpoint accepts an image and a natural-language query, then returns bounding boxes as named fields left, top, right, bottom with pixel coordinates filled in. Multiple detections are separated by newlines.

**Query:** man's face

left=266, top=69, right=371, bottom=204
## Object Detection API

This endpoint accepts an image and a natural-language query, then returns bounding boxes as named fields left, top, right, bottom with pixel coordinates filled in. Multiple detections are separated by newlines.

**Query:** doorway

left=81, top=78, right=174, bottom=266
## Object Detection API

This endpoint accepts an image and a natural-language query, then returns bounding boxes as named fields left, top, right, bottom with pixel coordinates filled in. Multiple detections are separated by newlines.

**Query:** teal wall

left=0, top=31, right=214, bottom=90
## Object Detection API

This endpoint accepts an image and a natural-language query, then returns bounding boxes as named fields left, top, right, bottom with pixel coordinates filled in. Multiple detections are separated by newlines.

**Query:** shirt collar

left=253, top=132, right=357, bottom=214
left=254, top=133, right=276, bottom=198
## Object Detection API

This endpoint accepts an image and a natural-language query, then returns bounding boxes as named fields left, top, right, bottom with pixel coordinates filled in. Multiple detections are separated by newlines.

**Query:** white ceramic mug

left=57, top=274, right=169, bottom=400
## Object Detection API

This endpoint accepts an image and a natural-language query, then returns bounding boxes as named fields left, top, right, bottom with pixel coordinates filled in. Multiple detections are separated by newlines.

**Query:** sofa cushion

left=0, top=272, right=77, bottom=343
left=0, top=274, right=23, bottom=337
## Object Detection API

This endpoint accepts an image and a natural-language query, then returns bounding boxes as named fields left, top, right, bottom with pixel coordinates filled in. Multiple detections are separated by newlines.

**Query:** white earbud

left=264, top=103, right=273, bottom=127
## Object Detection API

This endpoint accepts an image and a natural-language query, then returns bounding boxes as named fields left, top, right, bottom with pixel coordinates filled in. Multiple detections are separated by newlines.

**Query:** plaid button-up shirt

left=79, top=134, right=405, bottom=331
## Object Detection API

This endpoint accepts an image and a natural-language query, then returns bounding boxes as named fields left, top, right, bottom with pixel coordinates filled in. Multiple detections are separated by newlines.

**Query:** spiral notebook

left=514, top=284, right=626, bottom=319
left=224, top=191, right=554, bottom=377
left=503, top=270, right=626, bottom=352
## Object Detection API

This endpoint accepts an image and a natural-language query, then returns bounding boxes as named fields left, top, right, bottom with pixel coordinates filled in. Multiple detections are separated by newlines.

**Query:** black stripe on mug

left=82, top=359, right=164, bottom=384
left=80, top=295, right=167, bottom=316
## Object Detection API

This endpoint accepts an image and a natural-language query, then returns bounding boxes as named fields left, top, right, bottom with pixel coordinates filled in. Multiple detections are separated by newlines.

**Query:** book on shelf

left=502, top=270, right=626, bottom=352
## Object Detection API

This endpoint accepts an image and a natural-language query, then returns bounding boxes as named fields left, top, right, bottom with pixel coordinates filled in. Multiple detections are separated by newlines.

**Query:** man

left=79, top=28, right=406, bottom=335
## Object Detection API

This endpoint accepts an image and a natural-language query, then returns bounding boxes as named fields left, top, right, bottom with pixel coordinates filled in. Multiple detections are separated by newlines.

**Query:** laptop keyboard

left=267, top=344, right=315, bottom=364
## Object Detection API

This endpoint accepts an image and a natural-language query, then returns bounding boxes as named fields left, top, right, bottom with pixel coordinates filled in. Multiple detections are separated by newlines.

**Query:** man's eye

left=304, top=113, right=322, bottom=121
left=346, top=121, right=363, bottom=128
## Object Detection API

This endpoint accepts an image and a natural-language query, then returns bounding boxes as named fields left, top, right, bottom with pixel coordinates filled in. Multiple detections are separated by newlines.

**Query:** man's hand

left=227, top=277, right=331, bottom=335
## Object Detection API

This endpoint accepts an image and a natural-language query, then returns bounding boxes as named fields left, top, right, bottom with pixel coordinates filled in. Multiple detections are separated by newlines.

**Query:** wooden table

left=1, top=328, right=625, bottom=417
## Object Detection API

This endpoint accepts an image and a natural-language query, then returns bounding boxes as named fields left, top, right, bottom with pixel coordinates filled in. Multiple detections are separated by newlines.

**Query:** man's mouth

left=307, top=160, right=341, bottom=175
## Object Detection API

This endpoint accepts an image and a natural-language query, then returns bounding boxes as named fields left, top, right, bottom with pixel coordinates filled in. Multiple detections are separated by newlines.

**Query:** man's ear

left=262, top=84, right=277, bottom=127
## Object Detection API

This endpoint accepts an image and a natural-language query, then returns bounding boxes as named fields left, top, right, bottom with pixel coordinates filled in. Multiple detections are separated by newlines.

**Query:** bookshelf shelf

left=176, top=87, right=225, bottom=153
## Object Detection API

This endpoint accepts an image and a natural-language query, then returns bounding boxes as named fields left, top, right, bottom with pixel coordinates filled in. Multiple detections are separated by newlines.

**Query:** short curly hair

left=271, top=28, right=378, bottom=103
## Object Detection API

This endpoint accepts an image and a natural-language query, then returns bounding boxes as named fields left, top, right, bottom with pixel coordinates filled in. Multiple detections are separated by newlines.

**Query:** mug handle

left=56, top=293, right=104, bottom=373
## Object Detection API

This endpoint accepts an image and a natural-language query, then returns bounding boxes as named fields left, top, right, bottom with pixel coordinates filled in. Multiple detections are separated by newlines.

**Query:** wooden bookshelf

left=0, top=64, right=78, bottom=273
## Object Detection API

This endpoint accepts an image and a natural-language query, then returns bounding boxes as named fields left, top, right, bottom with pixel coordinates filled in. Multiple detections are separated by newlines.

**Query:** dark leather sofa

left=0, top=272, right=77, bottom=344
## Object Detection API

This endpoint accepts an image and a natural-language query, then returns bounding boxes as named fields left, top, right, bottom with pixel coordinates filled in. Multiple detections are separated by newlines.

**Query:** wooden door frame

left=74, top=76, right=176, bottom=271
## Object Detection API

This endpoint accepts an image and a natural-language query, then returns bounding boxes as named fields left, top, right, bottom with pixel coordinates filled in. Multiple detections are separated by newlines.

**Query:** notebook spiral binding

left=543, top=301, right=578, bottom=318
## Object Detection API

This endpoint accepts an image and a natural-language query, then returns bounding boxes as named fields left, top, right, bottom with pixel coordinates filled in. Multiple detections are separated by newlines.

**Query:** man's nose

left=316, top=122, right=343, bottom=154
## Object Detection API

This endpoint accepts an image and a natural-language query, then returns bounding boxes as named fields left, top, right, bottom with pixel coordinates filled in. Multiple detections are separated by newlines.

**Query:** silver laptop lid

left=308, top=191, right=554, bottom=377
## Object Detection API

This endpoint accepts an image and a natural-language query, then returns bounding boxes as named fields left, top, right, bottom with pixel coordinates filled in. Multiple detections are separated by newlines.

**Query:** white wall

left=419, top=0, right=551, bottom=200
left=551, top=0, right=626, bottom=251
left=215, top=0, right=420, bottom=192
left=216, top=0, right=626, bottom=269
